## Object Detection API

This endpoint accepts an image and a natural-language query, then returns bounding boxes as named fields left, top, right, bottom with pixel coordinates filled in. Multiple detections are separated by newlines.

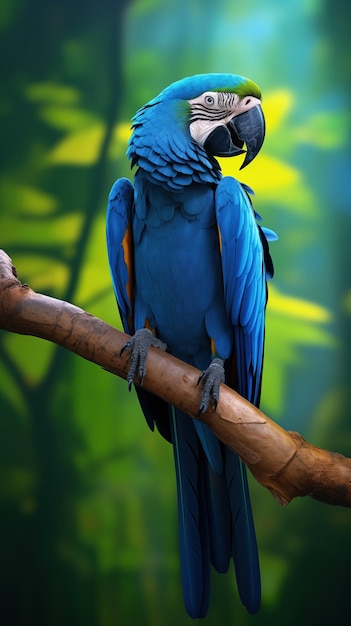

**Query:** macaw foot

left=120, top=328, right=167, bottom=390
left=197, top=358, right=225, bottom=414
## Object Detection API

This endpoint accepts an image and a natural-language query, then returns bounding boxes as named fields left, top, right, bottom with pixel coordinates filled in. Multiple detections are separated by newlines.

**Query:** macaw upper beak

left=230, top=104, right=265, bottom=169
left=203, top=104, right=265, bottom=169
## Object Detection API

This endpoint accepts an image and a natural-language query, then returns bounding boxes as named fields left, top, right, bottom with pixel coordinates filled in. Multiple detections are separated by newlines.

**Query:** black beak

left=203, top=104, right=265, bottom=169
left=203, top=124, right=245, bottom=159
left=229, top=104, right=265, bottom=169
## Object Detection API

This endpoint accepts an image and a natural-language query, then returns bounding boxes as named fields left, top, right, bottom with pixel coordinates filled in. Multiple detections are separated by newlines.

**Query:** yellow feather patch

left=122, top=223, right=134, bottom=313
left=217, top=226, right=222, bottom=254
left=211, top=338, right=218, bottom=357
left=144, top=318, right=156, bottom=334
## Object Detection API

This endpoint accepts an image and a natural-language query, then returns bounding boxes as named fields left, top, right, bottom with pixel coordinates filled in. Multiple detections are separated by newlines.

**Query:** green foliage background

left=1, top=1, right=351, bottom=624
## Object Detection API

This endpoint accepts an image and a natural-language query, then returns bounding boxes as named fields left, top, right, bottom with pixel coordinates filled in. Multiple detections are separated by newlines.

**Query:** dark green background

left=1, top=1, right=351, bottom=624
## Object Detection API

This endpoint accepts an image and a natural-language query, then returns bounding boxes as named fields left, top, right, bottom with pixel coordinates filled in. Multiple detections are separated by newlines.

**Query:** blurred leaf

left=40, top=106, right=99, bottom=132
left=48, top=122, right=131, bottom=166
left=294, top=110, right=349, bottom=148
left=260, top=551, right=289, bottom=608
left=268, top=285, right=332, bottom=323
left=25, top=82, right=80, bottom=105
left=109, top=122, right=133, bottom=159
left=26, top=82, right=100, bottom=131
left=264, top=90, right=295, bottom=133
left=0, top=356, right=27, bottom=417
left=308, top=386, right=346, bottom=447
left=1, top=178, right=58, bottom=216
left=13, top=254, right=69, bottom=294
left=48, top=124, right=105, bottom=165
left=262, top=286, right=335, bottom=415
left=3, top=334, right=56, bottom=385
left=1, top=213, right=82, bottom=246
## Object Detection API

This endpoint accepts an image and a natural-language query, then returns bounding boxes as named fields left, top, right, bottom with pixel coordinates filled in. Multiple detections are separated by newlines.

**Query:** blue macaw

left=106, top=73, right=277, bottom=618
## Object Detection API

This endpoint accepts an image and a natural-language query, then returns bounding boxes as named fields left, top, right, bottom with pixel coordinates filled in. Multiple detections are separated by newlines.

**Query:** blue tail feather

left=170, top=407, right=211, bottom=618
left=170, top=406, right=260, bottom=617
left=225, top=447, right=261, bottom=613
left=194, top=419, right=223, bottom=474
left=205, top=464, right=231, bottom=574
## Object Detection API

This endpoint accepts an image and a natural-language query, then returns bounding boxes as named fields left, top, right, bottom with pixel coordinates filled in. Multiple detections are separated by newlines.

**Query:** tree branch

left=1, top=248, right=351, bottom=507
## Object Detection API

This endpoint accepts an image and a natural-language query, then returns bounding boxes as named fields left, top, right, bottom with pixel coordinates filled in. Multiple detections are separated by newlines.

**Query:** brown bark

left=1, top=248, right=351, bottom=507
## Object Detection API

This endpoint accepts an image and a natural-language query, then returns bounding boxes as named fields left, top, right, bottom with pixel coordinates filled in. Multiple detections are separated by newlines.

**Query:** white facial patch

left=188, top=91, right=238, bottom=146
left=187, top=90, right=261, bottom=146
left=188, top=118, right=223, bottom=146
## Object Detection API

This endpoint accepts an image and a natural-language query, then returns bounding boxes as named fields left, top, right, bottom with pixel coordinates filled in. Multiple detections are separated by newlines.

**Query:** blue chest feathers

left=132, top=177, right=233, bottom=363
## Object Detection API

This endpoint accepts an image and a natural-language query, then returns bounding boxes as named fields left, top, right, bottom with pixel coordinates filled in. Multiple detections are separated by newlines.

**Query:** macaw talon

left=120, top=328, right=167, bottom=389
left=197, top=358, right=225, bottom=415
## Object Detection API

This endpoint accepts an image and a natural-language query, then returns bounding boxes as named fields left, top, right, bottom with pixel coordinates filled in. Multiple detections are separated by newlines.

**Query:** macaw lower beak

left=203, top=104, right=265, bottom=169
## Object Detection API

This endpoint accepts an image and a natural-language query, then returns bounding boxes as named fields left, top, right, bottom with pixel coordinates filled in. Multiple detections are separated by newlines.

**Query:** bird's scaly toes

left=121, top=328, right=167, bottom=389
left=197, top=358, right=225, bottom=415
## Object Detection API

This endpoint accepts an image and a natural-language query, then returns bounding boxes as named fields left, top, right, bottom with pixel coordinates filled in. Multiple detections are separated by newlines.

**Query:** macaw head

left=157, top=73, right=265, bottom=169
left=128, top=73, right=265, bottom=189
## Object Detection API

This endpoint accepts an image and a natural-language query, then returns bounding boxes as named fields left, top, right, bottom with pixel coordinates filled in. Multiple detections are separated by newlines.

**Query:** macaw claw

left=197, top=358, right=225, bottom=415
left=120, top=328, right=167, bottom=390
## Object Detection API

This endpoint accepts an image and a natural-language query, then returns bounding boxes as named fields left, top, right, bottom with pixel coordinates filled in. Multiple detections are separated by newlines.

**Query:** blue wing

left=212, top=176, right=274, bottom=613
left=106, top=177, right=135, bottom=335
left=215, top=175, right=269, bottom=407
left=106, top=177, right=172, bottom=442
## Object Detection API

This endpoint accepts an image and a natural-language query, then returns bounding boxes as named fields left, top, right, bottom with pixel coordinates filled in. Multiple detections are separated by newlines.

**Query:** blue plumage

left=106, top=74, right=276, bottom=618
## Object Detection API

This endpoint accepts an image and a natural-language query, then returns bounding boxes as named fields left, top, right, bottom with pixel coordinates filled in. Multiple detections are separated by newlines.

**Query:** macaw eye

left=204, top=95, right=215, bottom=106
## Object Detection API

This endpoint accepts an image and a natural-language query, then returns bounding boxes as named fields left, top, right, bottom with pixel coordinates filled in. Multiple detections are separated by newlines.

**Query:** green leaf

left=260, top=551, right=289, bottom=607
left=262, top=286, right=335, bottom=415
left=48, top=124, right=105, bottom=165
left=1, top=213, right=82, bottom=247
left=25, top=82, right=80, bottom=105
left=3, top=334, right=56, bottom=386
left=47, top=121, right=131, bottom=166
left=0, top=356, right=27, bottom=417
left=0, top=178, right=58, bottom=216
